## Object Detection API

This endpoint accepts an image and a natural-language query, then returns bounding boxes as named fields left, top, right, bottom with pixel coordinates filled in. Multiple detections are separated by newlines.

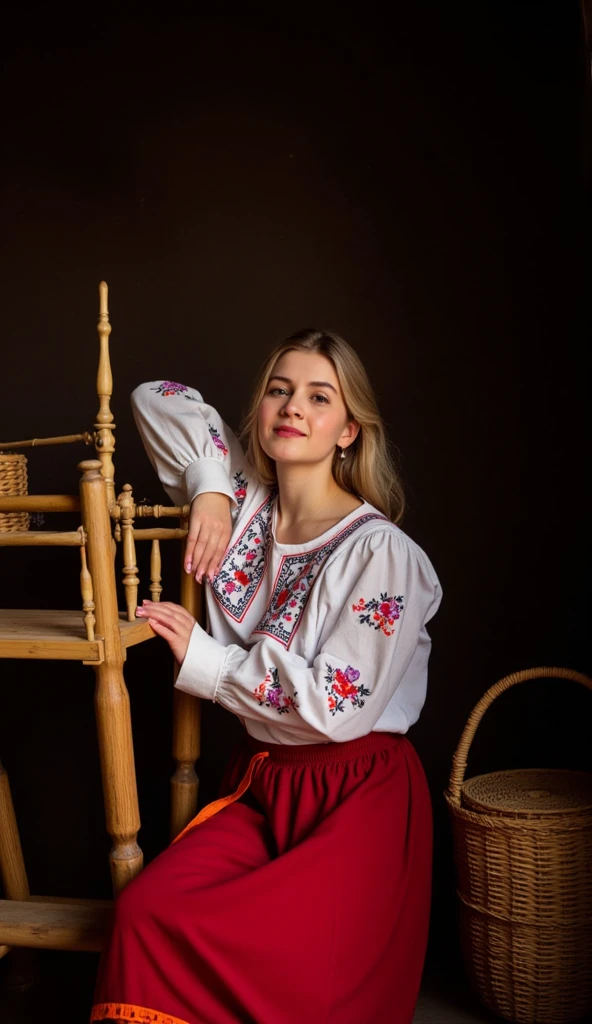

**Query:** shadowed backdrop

left=1, top=2, right=589, bottom=987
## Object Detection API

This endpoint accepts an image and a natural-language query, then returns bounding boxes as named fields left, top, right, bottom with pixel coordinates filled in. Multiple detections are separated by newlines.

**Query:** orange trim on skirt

left=171, top=750, right=269, bottom=844
left=91, top=1002, right=190, bottom=1023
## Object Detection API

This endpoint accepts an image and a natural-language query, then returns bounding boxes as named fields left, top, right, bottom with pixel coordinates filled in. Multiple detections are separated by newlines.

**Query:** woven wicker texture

left=462, top=769, right=592, bottom=817
left=445, top=667, right=592, bottom=1024
left=0, top=454, right=29, bottom=532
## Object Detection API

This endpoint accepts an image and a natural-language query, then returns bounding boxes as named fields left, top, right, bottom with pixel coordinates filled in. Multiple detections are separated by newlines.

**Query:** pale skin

left=137, top=349, right=361, bottom=663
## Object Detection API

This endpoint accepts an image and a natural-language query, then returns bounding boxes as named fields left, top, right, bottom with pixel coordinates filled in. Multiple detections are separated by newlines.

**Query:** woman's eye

left=267, top=388, right=328, bottom=403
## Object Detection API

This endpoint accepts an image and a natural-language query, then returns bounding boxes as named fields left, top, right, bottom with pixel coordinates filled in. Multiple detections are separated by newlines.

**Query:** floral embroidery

left=325, top=664, right=370, bottom=716
left=233, top=470, right=248, bottom=511
left=352, top=593, right=404, bottom=636
left=253, top=667, right=298, bottom=714
left=208, top=424, right=229, bottom=456
left=211, top=496, right=274, bottom=621
left=252, top=513, right=387, bottom=648
left=150, top=381, right=198, bottom=400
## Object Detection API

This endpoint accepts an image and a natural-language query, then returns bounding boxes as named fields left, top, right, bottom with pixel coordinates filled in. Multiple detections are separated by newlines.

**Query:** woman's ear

left=340, top=420, right=360, bottom=447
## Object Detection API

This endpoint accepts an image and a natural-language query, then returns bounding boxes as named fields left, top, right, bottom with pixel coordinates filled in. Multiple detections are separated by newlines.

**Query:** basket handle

left=447, top=666, right=592, bottom=807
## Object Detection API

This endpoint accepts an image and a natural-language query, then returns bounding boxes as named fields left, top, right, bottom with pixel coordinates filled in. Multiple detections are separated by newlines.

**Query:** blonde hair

left=238, top=329, right=405, bottom=523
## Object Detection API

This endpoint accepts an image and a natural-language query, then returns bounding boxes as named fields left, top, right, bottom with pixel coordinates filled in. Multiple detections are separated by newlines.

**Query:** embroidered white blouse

left=131, top=380, right=442, bottom=745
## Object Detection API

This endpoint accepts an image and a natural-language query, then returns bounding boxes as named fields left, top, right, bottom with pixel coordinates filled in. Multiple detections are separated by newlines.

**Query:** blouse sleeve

left=130, top=380, right=259, bottom=513
left=175, top=527, right=442, bottom=742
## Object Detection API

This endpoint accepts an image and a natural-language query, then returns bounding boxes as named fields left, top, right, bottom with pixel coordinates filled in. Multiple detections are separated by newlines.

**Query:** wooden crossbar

left=0, top=495, right=81, bottom=513
left=0, top=532, right=84, bottom=547
left=0, top=899, right=113, bottom=952
left=132, top=528, right=188, bottom=541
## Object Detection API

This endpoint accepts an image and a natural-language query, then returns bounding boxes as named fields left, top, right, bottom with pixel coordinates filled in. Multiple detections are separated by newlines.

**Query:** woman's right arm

left=130, top=380, right=264, bottom=582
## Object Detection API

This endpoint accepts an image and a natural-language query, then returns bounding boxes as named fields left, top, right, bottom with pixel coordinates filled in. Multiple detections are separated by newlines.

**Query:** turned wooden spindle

left=79, top=542, right=96, bottom=642
left=135, top=503, right=191, bottom=519
left=150, top=539, right=162, bottom=602
left=119, top=483, right=139, bottom=622
left=94, top=282, right=116, bottom=509
left=170, top=544, right=202, bottom=840
left=0, top=760, right=30, bottom=903
left=79, top=459, right=142, bottom=892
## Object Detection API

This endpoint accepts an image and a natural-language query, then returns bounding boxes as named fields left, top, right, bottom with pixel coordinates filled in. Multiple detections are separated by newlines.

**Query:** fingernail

left=185, top=562, right=192, bottom=573
left=136, top=608, right=144, bottom=616
left=197, top=573, right=203, bottom=583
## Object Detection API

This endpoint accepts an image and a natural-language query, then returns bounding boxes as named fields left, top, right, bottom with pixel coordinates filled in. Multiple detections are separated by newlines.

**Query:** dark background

left=1, top=0, right=590, bottom=1010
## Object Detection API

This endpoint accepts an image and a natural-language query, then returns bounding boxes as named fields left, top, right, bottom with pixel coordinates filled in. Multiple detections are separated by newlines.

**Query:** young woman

left=91, top=329, right=442, bottom=1024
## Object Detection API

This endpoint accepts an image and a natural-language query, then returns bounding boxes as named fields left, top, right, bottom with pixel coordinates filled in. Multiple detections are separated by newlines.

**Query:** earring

left=340, top=447, right=346, bottom=460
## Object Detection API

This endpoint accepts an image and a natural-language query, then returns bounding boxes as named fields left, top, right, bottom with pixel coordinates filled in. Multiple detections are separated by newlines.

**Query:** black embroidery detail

left=211, top=496, right=274, bottom=621
left=252, top=513, right=387, bottom=648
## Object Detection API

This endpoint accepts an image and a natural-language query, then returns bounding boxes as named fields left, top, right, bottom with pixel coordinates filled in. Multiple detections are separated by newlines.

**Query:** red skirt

left=91, top=732, right=432, bottom=1024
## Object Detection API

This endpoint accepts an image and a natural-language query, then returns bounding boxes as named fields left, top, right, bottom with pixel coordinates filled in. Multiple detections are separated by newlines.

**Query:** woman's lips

left=274, top=428, right=305, bottom=437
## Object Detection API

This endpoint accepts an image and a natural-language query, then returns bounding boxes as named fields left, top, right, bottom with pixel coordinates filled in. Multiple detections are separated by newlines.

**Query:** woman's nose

left=281, top=394, right=304, bottom=417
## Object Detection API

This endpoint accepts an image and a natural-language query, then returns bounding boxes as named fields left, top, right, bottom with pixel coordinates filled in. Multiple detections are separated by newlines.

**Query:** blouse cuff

left=183, top=459, right=237, bottom=507
left=174, top=621, right=226, bottom=701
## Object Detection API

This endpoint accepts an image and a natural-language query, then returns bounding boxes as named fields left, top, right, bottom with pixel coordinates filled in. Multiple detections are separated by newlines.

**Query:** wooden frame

left=0, top=283, right=202, bottom=954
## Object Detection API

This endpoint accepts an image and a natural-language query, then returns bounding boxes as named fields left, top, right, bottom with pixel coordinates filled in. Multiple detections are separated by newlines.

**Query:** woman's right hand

left=185, top=492, right=233, bottom=583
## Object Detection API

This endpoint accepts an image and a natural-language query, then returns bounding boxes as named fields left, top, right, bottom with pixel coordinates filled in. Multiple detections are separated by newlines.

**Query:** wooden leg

left=79, top=461, right=143, bottom=894
left=170, top=690, right=201, bottom=840
left=0, top=761, right=37, bottom=988
left=94, top=662, right=143, bottom=893
left=0, top=760, right=29, bottom=901
left=170, top=559, right=202, bottom=841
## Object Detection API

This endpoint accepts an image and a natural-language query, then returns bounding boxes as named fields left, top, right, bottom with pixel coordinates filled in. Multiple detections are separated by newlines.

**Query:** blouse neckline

left=270, top=495, right=370, bottom=553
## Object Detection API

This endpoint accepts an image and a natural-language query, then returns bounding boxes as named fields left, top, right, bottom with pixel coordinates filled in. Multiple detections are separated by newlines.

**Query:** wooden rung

left=0, top=434, right=93, bottom=452
left=134, top=504, right=190, bottom=519
left=0, top=495, right=80, bottom=513
left=132, top=527, right=188, bottom=541
left=0, top=899, right=113, bottom=952
left=0, top=531, right=84, bottom=547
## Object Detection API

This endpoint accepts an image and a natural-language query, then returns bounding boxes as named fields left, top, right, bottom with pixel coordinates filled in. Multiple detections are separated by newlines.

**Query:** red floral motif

left=332, top=669, right=359, bottom=699
left=232, top=470, right=248, bottom=512
left=207, top=424, right=229, bottom=457
left=352, top=592, right=404, bottom=637
left=253, top=668, right=298, bottom=714
left=150, top=381, right=198, bottom=401
left=234, top=570, right=250, bottom=586
left=324, top=664, right=370, bottom=716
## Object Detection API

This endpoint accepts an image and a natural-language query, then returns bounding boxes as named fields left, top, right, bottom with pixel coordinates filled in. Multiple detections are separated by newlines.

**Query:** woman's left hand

left=136, top=601, right=196, bottom=664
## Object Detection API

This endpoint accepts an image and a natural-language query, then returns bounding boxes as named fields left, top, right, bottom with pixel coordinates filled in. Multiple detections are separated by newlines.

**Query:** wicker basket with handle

left=445, top=666, right=592, bottom=1024
left=0, top=453, right=29, bottom=532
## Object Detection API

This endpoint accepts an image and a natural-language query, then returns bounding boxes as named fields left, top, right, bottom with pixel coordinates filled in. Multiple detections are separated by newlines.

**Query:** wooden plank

left=0, top=899, right=112, bottom=952
left=0, top=610, right=153, bottom=661
left=0, top=610, right=101, bottom=661
left=119, top=617, right=154, bottom=649
left=28, top=895, right=113, bottom=909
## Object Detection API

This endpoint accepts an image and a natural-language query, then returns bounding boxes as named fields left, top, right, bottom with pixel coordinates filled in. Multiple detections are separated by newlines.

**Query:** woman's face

left=257, top=350, right=358, bottom=468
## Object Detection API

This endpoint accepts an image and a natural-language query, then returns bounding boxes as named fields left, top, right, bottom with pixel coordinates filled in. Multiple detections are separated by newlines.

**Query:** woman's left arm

left=140, top=528, right=442, bottom=743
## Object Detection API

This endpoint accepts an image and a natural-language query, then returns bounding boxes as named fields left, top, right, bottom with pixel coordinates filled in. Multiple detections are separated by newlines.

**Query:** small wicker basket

left=445, top=667, right=592, bottom=1024
left=0, top=453, right=30, bottom=532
